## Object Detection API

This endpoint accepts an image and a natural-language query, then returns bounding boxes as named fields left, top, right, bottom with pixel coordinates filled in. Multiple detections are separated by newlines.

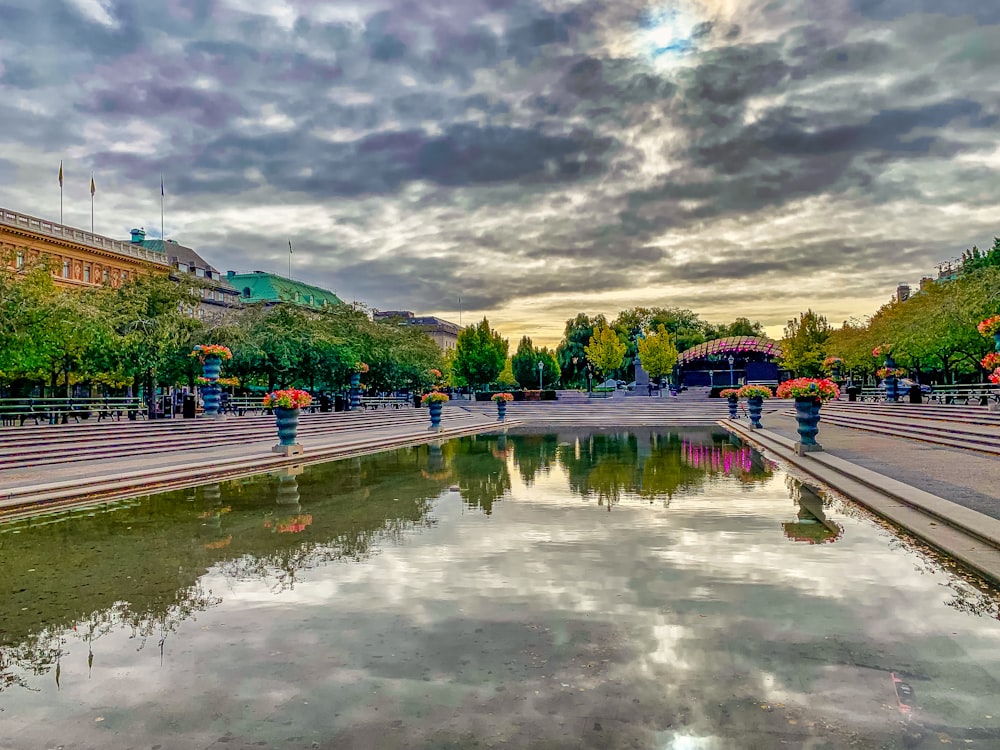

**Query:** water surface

left=2, top=429, right=999, bottom=749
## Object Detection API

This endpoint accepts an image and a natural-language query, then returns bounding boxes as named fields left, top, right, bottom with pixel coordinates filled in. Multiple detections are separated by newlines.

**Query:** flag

left=90, top=174, right=96, bottom=196
left=288, top=240, right=293, bottom=254
left=160, top=174, right=164, bottom=196
left=58, top=161, right=63, bottom=187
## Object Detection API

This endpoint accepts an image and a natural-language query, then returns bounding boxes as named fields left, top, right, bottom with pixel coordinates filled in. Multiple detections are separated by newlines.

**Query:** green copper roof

left=226, top=272, right=342, bottom=308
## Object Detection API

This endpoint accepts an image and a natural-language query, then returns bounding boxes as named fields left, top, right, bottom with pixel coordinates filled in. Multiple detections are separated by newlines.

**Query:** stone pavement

left=763, top=409, right=1000, bottom=521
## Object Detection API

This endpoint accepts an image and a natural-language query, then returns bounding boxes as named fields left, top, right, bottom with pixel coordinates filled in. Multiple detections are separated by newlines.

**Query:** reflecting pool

left=2, top=429, right=999, bottom=749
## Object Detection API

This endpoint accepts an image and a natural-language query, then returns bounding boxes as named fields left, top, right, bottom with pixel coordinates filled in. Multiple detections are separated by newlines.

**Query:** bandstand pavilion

left=676, top=336, right=783, bottom=389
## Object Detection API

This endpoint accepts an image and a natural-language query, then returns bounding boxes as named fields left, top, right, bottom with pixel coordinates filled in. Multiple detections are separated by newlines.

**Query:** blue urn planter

left=349, top=372, right=361, bottom=411
left=202, top=355, right=222, bottom=416
left=428, top=401, right=443, bottom=429
left=747, top=397, right=764, bottom=429
left=794, top=397, right=822, bottom=452
left=272, top=407, right=303, bottom=455
left=726, top=396, right=738, bottom=419
left=883, top=356, right=899, bottom=402
left=497, top=400, right=507, bottom=421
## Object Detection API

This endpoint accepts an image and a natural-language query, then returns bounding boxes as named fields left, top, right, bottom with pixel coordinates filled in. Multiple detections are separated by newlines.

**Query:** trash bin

left=413, top=392, right=422, bottom=408
left=847, top=386, right=860, bottom=402
left=182, top=395, right=196, bottom=418
left=334, top=394, right=345, bottom=412
left=319, top=393, right=332, bottom=413
left=909, top=384, right=922, bottom=404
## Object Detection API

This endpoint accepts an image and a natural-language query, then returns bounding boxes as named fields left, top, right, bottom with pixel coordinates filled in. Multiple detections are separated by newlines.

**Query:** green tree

left=959, top=239, right=1000, bottom=275
left=99, top=274, right=201, bottom=413
left=636, top=325, right=679, bottom=381
left=511, top=335, right=538, bottom=388
left=705, top=317, right=765, bottom=340
left=453, top=318, right=508, bottom=391
left=496, top=358, right=518, bottom=389
left=537, top=347, right=561, bottom=390
left=555, top=313, right=606, bottom=387
left=585, top=325, right=627, bottom=380
left=646, top=307, right=707, bottom=352
left=779, top=309, right=831, bottom=376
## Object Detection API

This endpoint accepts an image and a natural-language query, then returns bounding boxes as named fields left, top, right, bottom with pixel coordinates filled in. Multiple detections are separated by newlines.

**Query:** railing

left=0, top=397, right=148, bottom=425
left=0, top=207, right=169, bottom=265
left=856, top=383, right=999, bottom=405
left=359, top=396, right=412, bottom=409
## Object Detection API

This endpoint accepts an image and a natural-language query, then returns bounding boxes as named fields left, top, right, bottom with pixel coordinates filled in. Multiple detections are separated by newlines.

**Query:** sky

left=1, top=1, right=998, bottom=346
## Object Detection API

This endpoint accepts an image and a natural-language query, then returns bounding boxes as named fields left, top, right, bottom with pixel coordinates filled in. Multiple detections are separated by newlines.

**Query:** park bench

left=360, top=396, right=411, bottom=410
left=0, top=400, right=45, bottom=427
left=95, top=399, right=146, bottom=421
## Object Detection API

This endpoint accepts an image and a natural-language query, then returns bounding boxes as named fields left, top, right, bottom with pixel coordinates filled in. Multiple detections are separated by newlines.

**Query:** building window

left=243, top=287, right=251, bottom=298
left=84, top=264, right=91, bottom=283
left=16, top=251, right=24, bottom=269
left=103, top=269, right=109, bottom=283
left=195, top=268, right=205, bottom=278
left=178, top=263, right=188, bottom=273
left=121, top=271, right=128, bottom=282
left=62, top=260, right=70, bottom=278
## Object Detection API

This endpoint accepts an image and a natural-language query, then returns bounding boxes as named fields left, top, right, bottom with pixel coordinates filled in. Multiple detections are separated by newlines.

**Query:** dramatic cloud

left=2, top=0, right=999, bottom=343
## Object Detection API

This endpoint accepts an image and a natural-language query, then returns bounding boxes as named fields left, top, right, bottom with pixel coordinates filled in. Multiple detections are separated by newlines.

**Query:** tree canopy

left=637, top=325, right=679, bottom=380
left=453, top=318, right=508, bottom=390
left=585, top=325, right=627, bottom=377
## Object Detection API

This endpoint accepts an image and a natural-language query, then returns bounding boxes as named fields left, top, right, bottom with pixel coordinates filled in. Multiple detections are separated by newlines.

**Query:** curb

left=0, top=418, right=513, bottom=520
left=722, top=419, right=1000, bottom=587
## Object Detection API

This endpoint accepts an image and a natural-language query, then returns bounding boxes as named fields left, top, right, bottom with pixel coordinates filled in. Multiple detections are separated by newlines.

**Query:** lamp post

left=587, top=362, right=594, bottom=393
left=728, top=355, right=735, bottom=387
left=538, top=360, right=544, bottom=390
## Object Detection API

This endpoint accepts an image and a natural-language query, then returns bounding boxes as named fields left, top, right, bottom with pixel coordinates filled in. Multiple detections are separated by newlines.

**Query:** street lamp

left=728, top=354, right=735, bottom=386
left=538, top=360, right=544, bottom=390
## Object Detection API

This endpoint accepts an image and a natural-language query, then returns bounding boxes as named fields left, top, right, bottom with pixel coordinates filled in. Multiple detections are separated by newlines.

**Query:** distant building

left=374, top=310, right=461, bottom=350
left=1, top=206, right=169, bottom=288
left=226, top=270, right=342, bottom=309
left=128, top=228, right=240, bottom=317
left=895, top=284, right=910, bottom=303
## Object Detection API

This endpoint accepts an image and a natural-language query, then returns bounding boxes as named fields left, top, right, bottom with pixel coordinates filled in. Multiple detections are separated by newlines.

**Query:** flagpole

left=160, top=174, right=164, bottom=240
left=90, top=173, right=95, bottom=234
left=58, top=161, right=64, bottom=224
left=288, top=240, right=292, bottom=278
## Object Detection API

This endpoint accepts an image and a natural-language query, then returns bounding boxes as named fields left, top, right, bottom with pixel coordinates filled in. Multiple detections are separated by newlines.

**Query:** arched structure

left=677, top=336, right=782, bottom=388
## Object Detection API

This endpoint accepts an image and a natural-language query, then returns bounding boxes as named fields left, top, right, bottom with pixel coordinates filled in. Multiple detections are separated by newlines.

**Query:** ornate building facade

left=373, top=310, right=461, bottom=350
left=1, top=207, right=170, bottom=287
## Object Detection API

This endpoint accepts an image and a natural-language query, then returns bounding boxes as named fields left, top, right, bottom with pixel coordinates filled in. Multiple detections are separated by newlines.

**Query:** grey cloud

left=78, top=82, right=246, bottom=128
left=161, top=123, right=616, bottom=198
left=762, top=99, right=995, bottom=157
left=850, top=0, right=1000, bottom=24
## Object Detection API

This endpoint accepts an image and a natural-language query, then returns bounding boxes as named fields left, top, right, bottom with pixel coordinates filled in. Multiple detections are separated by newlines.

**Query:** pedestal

left=272, top=443, right=304, bottom=456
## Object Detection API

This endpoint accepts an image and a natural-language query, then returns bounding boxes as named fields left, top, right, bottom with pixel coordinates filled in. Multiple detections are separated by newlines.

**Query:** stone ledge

left=723, top=420, right=1000, bottom=587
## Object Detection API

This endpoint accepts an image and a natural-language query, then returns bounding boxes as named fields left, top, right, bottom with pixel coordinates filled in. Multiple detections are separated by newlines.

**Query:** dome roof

left=677, top=336, right=781, bottom=365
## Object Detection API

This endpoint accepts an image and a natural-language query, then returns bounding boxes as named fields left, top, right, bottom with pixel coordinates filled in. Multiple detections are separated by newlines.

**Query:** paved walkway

left=764, top=409, right=1000, bottom=521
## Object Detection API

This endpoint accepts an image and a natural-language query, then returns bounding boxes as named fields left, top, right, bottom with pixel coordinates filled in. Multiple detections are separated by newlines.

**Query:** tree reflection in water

left=556, top=430, right=774, bottom=509
left=449, top=434, right=512, bottom=515
left=0, top=446, right=447, bottom=693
